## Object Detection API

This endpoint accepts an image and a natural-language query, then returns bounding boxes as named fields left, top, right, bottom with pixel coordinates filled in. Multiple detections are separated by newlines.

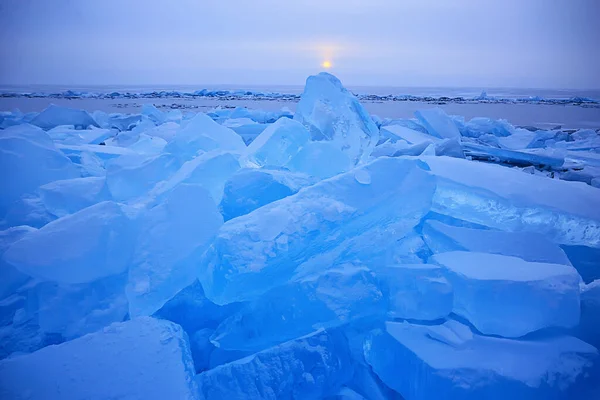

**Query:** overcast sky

left=0, top=0, right=598, bottom=88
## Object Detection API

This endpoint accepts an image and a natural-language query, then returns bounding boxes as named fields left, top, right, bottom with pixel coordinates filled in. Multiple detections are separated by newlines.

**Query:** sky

left=0, top=0, right=599, bottom=88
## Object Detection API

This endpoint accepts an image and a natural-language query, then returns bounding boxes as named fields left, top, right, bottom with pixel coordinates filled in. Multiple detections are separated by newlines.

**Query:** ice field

left=1, top=72, right=600, bottom=399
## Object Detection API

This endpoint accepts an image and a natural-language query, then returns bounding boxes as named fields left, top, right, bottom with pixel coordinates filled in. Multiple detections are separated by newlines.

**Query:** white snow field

left=1, top=73, right=599, bottom=399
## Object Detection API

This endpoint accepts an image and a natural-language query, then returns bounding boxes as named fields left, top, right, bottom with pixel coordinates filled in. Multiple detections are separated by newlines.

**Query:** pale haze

left=1, top=0, right=599, bottom=88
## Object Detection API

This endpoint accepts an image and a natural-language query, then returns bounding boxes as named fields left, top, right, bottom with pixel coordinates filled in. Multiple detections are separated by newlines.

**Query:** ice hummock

left=2, top=71, right=600, bottom=400
left=294, top=72, right=379, bottom=165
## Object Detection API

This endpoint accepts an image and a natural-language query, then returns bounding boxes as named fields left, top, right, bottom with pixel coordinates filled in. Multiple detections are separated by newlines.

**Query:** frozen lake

left=2, top=85, right=600, bottom=130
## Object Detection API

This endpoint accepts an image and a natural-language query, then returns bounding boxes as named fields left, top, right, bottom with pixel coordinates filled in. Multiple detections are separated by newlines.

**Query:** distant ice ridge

left=1, top=88, right=599, bottom=107
left=1, top=72, right=600, bottom=400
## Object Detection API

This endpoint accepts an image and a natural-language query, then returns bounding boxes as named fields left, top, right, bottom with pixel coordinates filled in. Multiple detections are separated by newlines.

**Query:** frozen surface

left=431, top=252, right=581, bottom=337
left=365, top=320, right=598, bottom=400
left=294, top=72, right=379, bottom=165
left=198, top=157, right=435, bottom=305
left=0, top=317, right=198, bottom=400
left=195, top=329, right=352, bottom=400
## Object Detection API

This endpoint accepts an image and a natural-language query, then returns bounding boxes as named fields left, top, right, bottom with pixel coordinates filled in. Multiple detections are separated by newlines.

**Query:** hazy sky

left=1, top=0, right=599, bottom=88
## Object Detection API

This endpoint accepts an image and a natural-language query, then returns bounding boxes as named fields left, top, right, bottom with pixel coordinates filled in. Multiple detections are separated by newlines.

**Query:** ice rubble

left=1, top=72, right=600, bottom=400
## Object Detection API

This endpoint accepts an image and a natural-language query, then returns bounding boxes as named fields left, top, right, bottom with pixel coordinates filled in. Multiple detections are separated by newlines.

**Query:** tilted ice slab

left=3, top=201, right=135, bottom=284
left=220, top=168, right=316, bottom=221
left=365, top=320, right=598, bottom=400
left=286, top=141, right=352, bottom=179
left=211, top=265, right=384, bottom=352
left=195, top=329, right=352, bottom=400
left=294, top=72, right=379, bottom=165
left=0, top=226, right=35, bottom=300
left=198, top=157, right=435, bottom=305
left=1, top=124, right=79, bottom=213
left=106, top=153, right=181, bottom=201
left=422, top=219, right=572, bottom=265
left=380, top=124, right=441, bottom=145
left=242, top=117, right=310, bottom=168
left=165, top=112, right=245, bottom=160
left=127, top=184, right=223, bottom=317
left=30, top=104, right=99, bottom=130
left=38, top=176, right=110, bottom=218
left=421, top=155, right=600, bottom=247
left=0, top=317, right=198, bottom=400
left=414, top=108, right=461, bottom=139
left=431, top=252, right=581, bottom=337
left=147, top=150, right=240, bottom=205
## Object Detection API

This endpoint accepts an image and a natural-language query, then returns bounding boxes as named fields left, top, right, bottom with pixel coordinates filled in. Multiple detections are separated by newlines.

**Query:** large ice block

left=39, top=176, right=110, bottom=217
left=106, top=153, right=181, bottom=201
left=0, top=317, right=198, bottom=400
left=195, top=329, right=352, bottom=400
left=0, top=226, right=35, bottom=299
left=421, top=155, right=600, bottom=247
left=3, top=201, right=134, bottom=284
left=36, top=273, right=128, bottom=339
left=286, top=141, right=352, bottom=179
left=30, top=104, right=99, bottom=130
left=165, top=112, right=245, bottom=160
left=1, top=124, right=80, bottom=212
left=422, top=219, right=572, bottom=265
left=375, top=264, right=453, bottom=321
left=243, top=117, right=310, bottom=167
left=128, top=184, right=223, bottom=317
left=220, top=168, right=315, bottom=221
left=431, top=252, right=581, bottom=337
left=294, top=72, right=379, bottom=165
left=365, top=320, right=598, bottom=400
left=211, top=265, right=384, bottom=352
left=414, top=108, right=461, bottom=139
left=198, top=158, right=435, bottom=305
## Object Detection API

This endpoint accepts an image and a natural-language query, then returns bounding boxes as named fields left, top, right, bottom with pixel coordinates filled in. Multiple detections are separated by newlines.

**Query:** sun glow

left=321, top=60, right=332, bottom=69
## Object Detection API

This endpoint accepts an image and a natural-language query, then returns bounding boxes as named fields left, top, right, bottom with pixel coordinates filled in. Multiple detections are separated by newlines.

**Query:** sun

left=321, top=60, right=332, bottom=69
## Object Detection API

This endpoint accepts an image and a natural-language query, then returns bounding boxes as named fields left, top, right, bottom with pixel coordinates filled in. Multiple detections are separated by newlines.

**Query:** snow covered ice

left=1, top=71, right=600, bottom=399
